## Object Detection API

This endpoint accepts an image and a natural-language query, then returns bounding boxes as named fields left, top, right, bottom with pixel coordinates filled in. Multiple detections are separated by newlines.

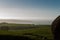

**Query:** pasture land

left=0, top=23, right=53, bottom=40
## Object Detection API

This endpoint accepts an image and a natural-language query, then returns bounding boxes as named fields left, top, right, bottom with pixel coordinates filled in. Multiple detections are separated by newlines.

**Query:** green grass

left=0, top=24, right=53, bottom=40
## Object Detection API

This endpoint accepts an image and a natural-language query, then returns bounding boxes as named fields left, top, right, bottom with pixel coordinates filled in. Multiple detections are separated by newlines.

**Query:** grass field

left=0, top=23, right=53, bottom=40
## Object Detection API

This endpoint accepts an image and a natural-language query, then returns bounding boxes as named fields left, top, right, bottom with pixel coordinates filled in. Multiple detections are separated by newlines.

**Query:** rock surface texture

left=51, top=15, right=60, bottom=40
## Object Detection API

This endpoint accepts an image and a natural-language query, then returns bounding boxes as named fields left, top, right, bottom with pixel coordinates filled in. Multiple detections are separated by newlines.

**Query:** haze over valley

left=0, top=19, right=53, bottom=25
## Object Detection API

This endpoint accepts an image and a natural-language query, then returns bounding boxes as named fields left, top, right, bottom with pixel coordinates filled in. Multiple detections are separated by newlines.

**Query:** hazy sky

left=0, top=0, right=60, bottom=20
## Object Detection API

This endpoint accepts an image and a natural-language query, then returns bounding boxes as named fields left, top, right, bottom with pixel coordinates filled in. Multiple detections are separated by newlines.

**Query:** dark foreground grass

left=0, top=35, right=34, bottom=40
left=0, top=25, right=53, bottom=40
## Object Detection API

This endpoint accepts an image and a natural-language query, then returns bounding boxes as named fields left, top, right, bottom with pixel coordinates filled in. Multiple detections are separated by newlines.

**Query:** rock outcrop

left=51, top=15, right=60, bottom=40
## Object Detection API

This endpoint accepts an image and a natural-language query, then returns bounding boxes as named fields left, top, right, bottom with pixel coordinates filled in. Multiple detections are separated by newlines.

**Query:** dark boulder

left=51, top=15, right=60, bottom=40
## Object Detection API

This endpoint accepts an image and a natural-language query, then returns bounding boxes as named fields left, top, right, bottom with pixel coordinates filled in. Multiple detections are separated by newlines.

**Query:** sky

left=0, top=0, right=60, bottom=22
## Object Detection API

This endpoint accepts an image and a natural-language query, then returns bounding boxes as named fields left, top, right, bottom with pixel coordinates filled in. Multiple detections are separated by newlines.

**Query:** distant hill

left=0, top=19, right=33, bottom=24
left=0, top=19, right=52, bottom=25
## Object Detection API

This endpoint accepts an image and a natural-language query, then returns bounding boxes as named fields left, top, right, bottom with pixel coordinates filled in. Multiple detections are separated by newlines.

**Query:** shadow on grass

left=0, top=35, right=34, bottom=40
left=0, top=33, right=53, bottom=40
left=23, top=33, right=52, bottom=40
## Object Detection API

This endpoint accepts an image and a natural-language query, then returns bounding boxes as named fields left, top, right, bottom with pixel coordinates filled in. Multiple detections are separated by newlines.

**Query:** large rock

left=51, top=15, right=60, bottom=40
left=51, top=15, right=60, bottom=33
